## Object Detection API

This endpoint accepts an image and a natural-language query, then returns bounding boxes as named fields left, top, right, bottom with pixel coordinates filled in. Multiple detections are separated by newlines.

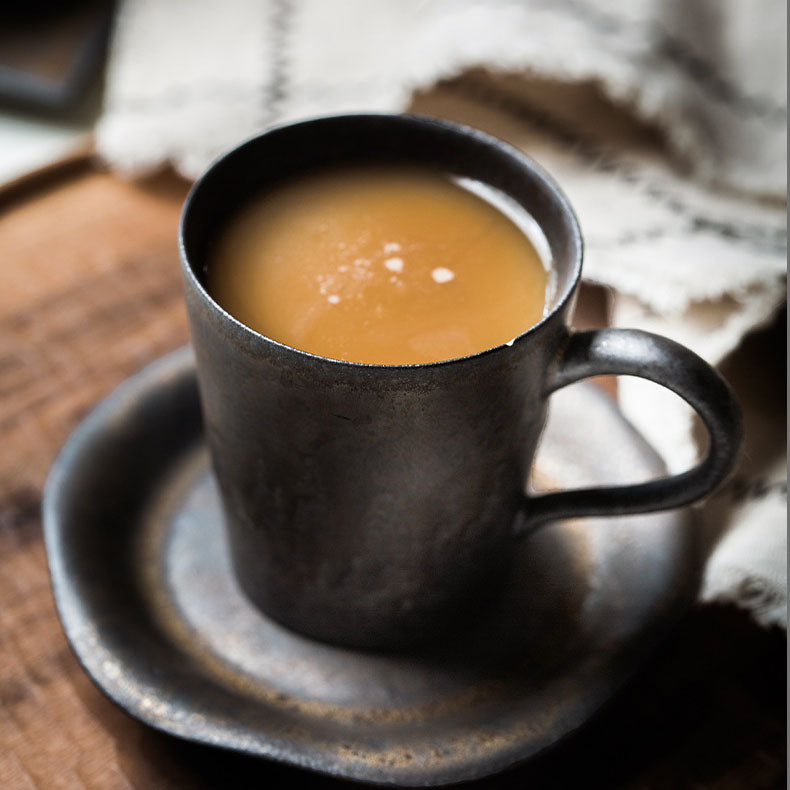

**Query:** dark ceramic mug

left=180, top=114, right=742, bottom=650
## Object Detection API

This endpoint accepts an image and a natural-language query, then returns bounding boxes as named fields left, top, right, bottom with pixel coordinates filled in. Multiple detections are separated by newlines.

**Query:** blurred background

left=0, top=2, right=785, bottom=788
left=0, top=1, right=111, bottom=184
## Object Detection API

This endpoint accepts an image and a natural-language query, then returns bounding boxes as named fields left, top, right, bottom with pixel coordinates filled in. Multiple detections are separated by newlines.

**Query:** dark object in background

left=0, top=1, right=113, bottom=113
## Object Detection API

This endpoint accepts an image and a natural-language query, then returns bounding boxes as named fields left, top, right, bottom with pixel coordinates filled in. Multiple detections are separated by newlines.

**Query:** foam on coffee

left=206, top=166, right=550, bottom=365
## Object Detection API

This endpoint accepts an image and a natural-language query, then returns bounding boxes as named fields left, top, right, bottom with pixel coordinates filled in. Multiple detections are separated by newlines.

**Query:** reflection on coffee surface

left=207, top=166, right=550, bottom=365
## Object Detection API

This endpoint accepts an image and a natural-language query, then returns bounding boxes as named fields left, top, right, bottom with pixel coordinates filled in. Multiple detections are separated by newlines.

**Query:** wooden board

left=0, top=164, right=784, bottom=789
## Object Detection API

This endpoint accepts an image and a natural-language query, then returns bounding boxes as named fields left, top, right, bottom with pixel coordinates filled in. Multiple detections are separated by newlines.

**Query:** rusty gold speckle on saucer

left=44, top=348, right=698, bottom=786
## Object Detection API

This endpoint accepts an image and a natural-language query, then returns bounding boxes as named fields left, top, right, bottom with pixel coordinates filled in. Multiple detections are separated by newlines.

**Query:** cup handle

left=516, top=328, right=743, bottom=536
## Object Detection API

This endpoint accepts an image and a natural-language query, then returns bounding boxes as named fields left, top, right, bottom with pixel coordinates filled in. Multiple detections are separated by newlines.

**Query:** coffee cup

left=179, top=114, right=742, bottom=650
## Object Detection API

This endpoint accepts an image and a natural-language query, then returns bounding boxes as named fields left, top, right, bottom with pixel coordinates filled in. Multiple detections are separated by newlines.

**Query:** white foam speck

left=353, top=258, right=370, bottom=267
left=384, top=242, right=401, bottom=253
left=431, top=267, right=455, bottom=284
left=384, top=257, right=404, bottom=273
left=327, top=294, right=340, bottom=304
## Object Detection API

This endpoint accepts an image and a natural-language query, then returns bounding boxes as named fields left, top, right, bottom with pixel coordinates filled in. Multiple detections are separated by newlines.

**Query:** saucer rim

left=43, top=347, right=699, bottom=786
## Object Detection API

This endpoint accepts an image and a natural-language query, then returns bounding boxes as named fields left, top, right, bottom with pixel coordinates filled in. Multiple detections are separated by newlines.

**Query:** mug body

left=180, top=114, right=582, bottom=649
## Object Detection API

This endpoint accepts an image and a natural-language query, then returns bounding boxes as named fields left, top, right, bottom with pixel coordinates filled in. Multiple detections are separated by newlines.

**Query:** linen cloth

left=95, top=0, right=787, bottom=628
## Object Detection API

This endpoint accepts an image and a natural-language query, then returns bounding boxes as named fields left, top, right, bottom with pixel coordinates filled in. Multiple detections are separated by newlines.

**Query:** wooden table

left=0, top=163, right=784, bottom=789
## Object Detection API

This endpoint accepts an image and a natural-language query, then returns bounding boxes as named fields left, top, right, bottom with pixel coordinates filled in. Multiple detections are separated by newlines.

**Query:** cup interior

left=180, top=114, right=582, bottom=337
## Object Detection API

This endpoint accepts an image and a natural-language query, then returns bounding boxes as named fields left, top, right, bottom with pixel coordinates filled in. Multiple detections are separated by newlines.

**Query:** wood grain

left=0, top=166, right=189, bottom=789
left=0, top=166, right=783, bottom=789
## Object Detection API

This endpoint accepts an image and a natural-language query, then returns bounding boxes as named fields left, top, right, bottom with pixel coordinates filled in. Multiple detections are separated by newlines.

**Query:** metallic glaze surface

left=180, top=114, right=583, bottom=648
left=44, top=348, right=699, bottom=787
left=179, top=115, right=740, bottom=649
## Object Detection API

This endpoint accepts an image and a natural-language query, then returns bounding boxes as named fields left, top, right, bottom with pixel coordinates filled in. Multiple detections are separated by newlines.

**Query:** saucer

left=44, top=347, right=698, bottom=787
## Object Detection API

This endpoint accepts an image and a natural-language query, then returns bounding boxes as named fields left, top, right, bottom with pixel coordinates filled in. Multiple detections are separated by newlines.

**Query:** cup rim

left=179, top=112, right=583, bottom=370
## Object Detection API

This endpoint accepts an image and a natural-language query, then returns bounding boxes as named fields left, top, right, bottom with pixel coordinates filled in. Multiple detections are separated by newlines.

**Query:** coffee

left=206, top=166, right=550, bottom=364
